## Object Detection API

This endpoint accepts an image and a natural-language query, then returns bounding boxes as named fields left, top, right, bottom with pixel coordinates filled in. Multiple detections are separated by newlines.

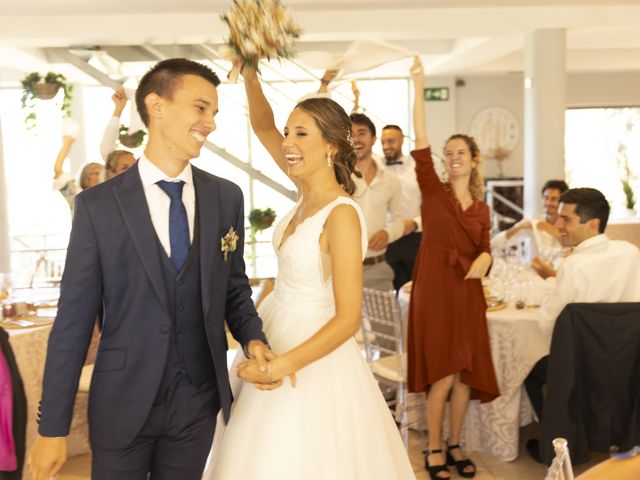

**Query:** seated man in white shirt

left=525, top=187, right=640, bottom=461
left=491, top=179, right=568, bottom=272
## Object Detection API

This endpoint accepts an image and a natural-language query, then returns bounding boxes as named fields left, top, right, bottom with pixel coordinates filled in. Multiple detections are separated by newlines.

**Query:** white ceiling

left=1, top=0, right=639, bottom=85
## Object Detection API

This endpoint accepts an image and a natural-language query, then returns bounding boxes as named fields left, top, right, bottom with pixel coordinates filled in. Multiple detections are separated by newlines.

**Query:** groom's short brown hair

left=135, top=58, right=221, bottom=127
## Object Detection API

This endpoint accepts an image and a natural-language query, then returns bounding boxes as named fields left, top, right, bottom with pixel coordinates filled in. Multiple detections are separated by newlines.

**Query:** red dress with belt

left=407, top=147, right=499, bottom=403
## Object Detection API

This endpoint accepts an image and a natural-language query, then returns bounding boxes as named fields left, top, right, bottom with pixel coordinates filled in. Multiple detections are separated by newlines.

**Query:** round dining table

left=397, top=282, right=550, bottom=461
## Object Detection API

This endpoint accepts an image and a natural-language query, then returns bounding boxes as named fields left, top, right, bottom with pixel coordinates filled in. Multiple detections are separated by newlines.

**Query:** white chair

left=361, top=287, right=424, bottom=449
left=545, top=438, right=575, bottom=480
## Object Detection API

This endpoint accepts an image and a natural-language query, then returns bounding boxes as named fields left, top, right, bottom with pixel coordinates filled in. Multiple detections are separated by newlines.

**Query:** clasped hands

left=237, top=340, right=296, bottom=390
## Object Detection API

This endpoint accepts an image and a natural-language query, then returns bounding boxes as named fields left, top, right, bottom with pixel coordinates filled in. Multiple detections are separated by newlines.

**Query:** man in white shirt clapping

left=525, top=187, right=640, bottom=461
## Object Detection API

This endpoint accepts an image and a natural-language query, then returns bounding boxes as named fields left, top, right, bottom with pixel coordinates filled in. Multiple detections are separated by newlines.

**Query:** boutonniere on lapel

left=220, top=226, right=239, bottom=261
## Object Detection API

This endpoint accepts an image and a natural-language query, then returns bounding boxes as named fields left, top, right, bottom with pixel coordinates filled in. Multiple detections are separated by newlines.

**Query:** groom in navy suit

left=28, top=58, right=273, bottom=479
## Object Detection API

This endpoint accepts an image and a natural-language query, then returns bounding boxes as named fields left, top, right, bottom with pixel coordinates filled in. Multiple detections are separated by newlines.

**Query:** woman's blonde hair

left=444, top=134, right=484, bottom=201
left=79, top=163, right=105, bottom=189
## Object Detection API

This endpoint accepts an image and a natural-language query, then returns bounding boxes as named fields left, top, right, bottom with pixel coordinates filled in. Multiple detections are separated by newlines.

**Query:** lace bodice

left=269, top=196, right=368, bottom=313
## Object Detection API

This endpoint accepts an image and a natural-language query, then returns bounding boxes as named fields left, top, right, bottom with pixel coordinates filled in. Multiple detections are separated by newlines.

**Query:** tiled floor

left=58, top=424, right=608, bottom=479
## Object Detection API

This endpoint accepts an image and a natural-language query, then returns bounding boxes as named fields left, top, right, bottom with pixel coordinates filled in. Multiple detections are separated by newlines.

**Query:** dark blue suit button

left=178, top=305, right=185, bottom=312
left=177, top=278, right=185, bottom=285
left=161, top=325, right=170, bottom=334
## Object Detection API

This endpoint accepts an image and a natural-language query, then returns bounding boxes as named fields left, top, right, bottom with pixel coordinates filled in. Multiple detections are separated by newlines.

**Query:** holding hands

left=237, top=340, right=297, bottom=390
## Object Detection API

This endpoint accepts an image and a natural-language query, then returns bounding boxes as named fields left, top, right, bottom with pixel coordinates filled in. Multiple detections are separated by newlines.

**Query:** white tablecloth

left=8, top=322, right=90, bottom=461
left=398, top=286, right=549, bottom=461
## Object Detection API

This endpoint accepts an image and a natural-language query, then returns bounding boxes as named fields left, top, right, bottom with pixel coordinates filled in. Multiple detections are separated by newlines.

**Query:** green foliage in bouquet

left=221, top=0, right=301, bottom=70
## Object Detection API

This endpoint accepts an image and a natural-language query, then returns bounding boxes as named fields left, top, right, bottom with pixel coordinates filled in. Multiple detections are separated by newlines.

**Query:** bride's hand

left=234, top=58, right=259, bottom=81
left=236, top=358, right=297, bottom=389
left=236, top=359, right=280, bottom=390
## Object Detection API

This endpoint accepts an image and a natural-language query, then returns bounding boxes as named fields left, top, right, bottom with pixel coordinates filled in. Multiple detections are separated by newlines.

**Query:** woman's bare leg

left=425, top=374, right=454, bottom=478
left=448, top=375, right=474, bottom=474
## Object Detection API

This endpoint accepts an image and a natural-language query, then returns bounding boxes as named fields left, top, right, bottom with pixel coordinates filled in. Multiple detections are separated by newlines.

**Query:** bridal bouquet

left=220, top=0, right=301, bottom=81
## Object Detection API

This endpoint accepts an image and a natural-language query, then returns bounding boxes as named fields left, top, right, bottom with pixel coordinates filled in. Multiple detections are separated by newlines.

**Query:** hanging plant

left=248, top=208, right=276, bottom=238
left=20, top=71, right=73, bottom=130
left=118, top=125, right=147, bottom=148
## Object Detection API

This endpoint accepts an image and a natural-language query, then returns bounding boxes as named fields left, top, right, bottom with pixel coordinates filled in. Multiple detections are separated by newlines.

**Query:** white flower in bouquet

left=220, top=0, right=301, bottom=81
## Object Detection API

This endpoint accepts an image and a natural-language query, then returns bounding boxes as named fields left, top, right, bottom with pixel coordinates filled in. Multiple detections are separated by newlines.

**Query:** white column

left=68, top=83, right=87, bottom=173
left=523, top=29, right=567, bottom=216
left=0, top=117, right=11, bottom=273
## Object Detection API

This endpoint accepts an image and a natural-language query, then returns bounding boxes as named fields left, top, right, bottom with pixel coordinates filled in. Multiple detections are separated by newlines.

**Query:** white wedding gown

left=204, top=197, right=415, bottom=479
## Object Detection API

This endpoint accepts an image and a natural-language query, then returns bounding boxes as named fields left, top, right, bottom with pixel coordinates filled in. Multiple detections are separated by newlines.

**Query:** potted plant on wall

left=20, top=71, right=73, bottom=130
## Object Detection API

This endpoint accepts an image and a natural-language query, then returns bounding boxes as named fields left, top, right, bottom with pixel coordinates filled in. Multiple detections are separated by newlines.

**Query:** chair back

left=545, top=438, right=575, bottom=480
left=361, top=288, right=405, bottom=371
left=542, top=303, right=640, bottom=464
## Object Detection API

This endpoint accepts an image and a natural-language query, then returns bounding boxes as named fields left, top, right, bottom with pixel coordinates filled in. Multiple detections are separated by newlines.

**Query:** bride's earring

left=326, top=152, right=332, bottom=167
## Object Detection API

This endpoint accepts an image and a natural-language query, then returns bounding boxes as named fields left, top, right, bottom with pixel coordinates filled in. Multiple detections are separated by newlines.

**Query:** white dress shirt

left=352, top=159, right=405, bottom=258
left=100, top=116, right=120, bottom=161
left=385, top=154, right=422, bottom=232
left=137, top=155, right=195, bottom=258
left=491, top=215, right=564, bottom=265
left=539, top=234, right=640, bottom=343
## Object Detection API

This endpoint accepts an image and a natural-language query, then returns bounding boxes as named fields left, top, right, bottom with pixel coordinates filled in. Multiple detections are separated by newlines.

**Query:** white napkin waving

left=296, top=38, right=415, bottom=77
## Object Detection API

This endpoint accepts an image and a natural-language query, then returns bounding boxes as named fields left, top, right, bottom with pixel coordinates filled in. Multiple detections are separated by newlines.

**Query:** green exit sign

left=424, top=87, right=449, bottom=101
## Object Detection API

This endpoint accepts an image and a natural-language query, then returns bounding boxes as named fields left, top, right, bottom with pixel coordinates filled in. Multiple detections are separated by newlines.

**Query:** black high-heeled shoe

left=423, top=448, right=451, bottom=480
left=446, top=443, right=476, bottom=478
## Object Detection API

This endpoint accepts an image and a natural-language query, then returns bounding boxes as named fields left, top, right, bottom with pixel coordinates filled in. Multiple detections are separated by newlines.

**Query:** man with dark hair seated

left=525, top=187, right=640, bottom=462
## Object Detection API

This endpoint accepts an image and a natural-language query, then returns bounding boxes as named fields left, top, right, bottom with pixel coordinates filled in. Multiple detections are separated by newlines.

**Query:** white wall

left=455, top=74, right=524, bottom=179
left=424, top=71, right=640, bottom=179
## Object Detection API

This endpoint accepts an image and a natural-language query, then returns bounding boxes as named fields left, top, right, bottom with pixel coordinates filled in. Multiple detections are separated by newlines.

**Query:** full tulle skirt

left=204, top=293, right=415, bottom=479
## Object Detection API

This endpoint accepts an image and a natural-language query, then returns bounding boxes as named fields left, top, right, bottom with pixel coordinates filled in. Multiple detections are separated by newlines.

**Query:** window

left=565, top=107, right=640, bottom=213
left=1, top=73, right=413, bottom=283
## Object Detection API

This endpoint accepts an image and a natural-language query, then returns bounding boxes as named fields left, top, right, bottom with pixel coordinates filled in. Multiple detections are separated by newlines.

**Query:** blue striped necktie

left=156, top=180, right=190, bottom=270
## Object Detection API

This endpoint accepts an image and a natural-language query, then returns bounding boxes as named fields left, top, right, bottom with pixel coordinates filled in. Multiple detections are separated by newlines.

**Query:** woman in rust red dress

left=407, top=57, right=500, bottom=479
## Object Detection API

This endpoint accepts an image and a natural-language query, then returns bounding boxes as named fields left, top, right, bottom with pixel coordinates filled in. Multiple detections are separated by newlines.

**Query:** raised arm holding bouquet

left=220, top=0, right=301, bottom=81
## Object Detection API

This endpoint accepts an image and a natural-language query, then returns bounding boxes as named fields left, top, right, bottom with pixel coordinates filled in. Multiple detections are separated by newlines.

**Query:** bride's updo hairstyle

left=295, top=97, right=361, bottom=195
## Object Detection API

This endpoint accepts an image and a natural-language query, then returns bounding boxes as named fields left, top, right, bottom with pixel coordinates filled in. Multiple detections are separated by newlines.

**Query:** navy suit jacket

left=38, top=163, right=267, bottom=449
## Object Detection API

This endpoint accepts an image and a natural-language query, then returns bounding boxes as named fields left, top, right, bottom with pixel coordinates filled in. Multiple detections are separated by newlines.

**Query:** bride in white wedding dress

left=204, top=65, right=415, bottom=480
